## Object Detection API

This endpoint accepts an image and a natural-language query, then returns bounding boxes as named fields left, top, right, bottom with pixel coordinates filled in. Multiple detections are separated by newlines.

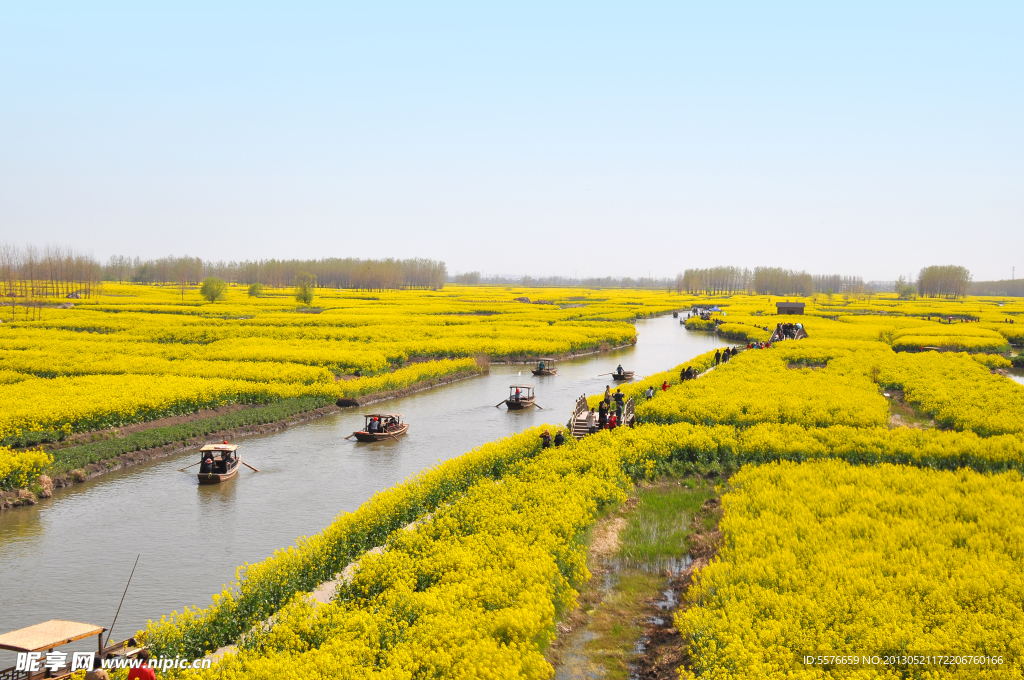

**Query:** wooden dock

left=769, top=324, right=808, bottom=343
left=568, top=394, right=635, bottom=440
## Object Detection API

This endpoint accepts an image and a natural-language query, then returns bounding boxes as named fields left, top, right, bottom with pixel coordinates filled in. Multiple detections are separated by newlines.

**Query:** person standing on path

left=714, top=349, right=721, bottom=366
left=586, top=407, right=598, bottom=434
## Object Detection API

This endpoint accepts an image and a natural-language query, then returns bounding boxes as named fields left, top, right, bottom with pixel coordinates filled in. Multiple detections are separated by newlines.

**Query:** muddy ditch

left=549, top=492, right=723, bottom=680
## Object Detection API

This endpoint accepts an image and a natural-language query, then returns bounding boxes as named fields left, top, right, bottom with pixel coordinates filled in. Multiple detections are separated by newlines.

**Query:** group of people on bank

left=539, top=429, right=566, bottom=448
left=713, top=347, right=738, bottom=366
left=775, top=322, right=803, bottom=340
left=582, top=385, right=629, bottom=433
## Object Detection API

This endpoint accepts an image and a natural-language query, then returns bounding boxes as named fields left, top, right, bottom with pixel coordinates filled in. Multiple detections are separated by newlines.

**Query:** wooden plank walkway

left=568, top=394, right=634, bottom=440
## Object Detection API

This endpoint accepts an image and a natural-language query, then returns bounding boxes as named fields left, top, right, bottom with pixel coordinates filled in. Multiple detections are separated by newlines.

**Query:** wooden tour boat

left=197, top=444, right=241, bottom=484
left=504, top=384, right=536, bottom=409
left=353, top=413, right=409, bottom=442
left=531, top=358, right=557, bottom=376
left=0, top=619, right=146, bottom=679
left=611, top=369, right=635, bottom=381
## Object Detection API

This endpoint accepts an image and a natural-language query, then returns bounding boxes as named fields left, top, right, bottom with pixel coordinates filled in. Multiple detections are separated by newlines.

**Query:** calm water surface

left=0, top=316, right=725, bottom=651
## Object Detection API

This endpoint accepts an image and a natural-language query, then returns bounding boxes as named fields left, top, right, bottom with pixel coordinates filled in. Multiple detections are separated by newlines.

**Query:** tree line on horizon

left=102, top=254, right=448, bottom=291
left=675, top=266, right=867, bottom=297
left=0, top=243, right=1003, bottom=301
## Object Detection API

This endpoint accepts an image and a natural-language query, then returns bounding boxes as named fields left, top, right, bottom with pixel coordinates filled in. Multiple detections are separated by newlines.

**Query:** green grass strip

left=48, top=396, right=334, bottom=475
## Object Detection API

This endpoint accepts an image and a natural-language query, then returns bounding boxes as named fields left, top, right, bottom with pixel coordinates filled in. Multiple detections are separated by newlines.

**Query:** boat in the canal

left=197, top=443, right=241, bottom=484
left=353, top=413, right=409, bottom=442
left=531, top=358, right=557, bottom=376
left=504, top=384, right=536, bottom=410
left=611, top=369, right=635, bottom=381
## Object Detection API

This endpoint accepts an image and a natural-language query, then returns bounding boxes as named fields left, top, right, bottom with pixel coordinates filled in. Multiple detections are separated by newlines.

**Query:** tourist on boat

left=616, top=364, right=624, bottom=375
left=514, top=387, right=521, bottom=402
left=538, top=360, right=546, bottom=370
left=540, top=430, right=551, bottom=448
left=386, top=417, right=398, bottom=430
left=587, top=407, right=598, bottom=434
left=367, top=417, right=380, bottom=433
left=200, top=451, right=216, bottom=474
left=645, top=385, right=655, bottom=400
left=554, top=430, right=565, bottom=446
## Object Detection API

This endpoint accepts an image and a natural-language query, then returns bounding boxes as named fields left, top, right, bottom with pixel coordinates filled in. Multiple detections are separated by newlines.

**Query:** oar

left=241, top=461, right=259, bottom=472
left=178, top=461, right=201, bottom=472
left=344, top=433, right=357, bottom=440
left=596, top=373, right=612, bottom=377
left=534, top=404, right=545, bottom=410
left=495, top=400, right=507, bottom=408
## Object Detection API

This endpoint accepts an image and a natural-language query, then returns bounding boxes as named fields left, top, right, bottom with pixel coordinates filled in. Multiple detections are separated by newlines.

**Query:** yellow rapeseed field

left=678, top=460, right=1024, bottom=679
left=6, top=286, right=1024, bottom=676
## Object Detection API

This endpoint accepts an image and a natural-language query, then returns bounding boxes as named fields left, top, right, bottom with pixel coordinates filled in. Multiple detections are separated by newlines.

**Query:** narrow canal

left=0, top=316, right=725, bottom=653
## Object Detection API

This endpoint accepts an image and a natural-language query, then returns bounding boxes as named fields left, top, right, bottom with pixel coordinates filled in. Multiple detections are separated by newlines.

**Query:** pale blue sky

left=1, top=2, right=1021, bottom=280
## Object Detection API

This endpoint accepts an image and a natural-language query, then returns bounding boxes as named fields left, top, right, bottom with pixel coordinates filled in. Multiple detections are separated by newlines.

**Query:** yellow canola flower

left=638, top=346, right=889, bottom=429
left=0, top=359, right=478, bottom=444
left=677, top=460, right=1024, bottom=680
left=0, top=445, right=52, bottom=490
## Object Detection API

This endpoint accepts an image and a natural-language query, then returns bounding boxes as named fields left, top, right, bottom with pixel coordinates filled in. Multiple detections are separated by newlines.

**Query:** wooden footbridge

left=567, top=393, right=635, bottom=440
left=769, top=323, right=809, bottom=344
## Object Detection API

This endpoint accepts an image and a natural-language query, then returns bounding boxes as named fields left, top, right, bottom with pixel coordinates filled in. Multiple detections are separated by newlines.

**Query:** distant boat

left=532, top=358, right=558, bottom=376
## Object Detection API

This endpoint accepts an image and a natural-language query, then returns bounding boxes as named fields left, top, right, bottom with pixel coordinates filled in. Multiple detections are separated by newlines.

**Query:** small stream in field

left=0, top=315, right=725, bottom=662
